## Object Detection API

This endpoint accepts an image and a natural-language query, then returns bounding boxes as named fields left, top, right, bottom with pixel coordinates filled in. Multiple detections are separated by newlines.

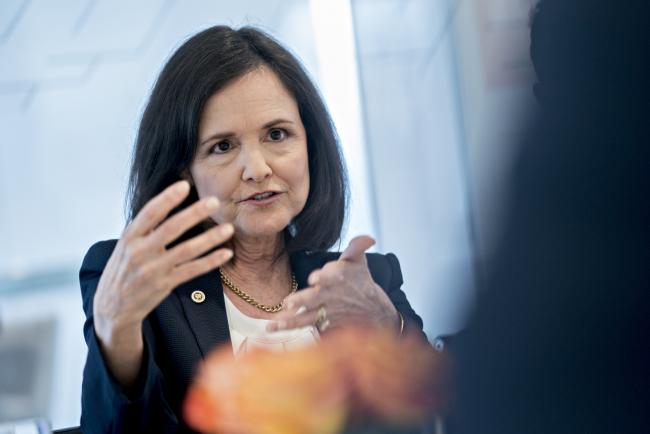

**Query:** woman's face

left=190, top=67, right=310, bottom=239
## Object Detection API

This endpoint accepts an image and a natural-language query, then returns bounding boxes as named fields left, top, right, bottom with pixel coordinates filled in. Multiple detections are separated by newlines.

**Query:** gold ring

left=318, top=318, right=330, bottom=332
left=315, top=306, right=329, bottom=332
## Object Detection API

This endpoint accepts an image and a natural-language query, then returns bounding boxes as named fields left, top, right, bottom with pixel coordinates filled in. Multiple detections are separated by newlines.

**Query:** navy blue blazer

left=79, top=239, right=425, bottom=434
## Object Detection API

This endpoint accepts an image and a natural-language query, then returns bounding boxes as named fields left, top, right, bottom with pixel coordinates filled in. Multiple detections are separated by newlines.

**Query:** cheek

left=191, top=165, right=223, bottom=198
left=299, top=163, right=310, bottom=199
left=291, top=153, right=310, bottom=202
left=191, top=170, right=234, bottom=224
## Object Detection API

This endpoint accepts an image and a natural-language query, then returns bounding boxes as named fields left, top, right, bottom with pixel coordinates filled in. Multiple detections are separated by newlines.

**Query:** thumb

left=339, top=235, right=376, bottom=263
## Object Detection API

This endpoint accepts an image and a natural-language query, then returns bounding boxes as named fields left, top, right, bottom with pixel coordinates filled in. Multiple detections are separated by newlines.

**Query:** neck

left=224, top=232, right=288, bottom=279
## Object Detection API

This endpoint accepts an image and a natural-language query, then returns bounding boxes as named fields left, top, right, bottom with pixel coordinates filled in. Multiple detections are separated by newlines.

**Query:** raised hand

left=93, top=180, right=234, bottom=385
left=267, top=236, right=399, bottom=334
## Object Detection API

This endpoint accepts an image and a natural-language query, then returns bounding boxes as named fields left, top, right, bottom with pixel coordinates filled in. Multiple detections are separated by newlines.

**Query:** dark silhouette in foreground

left=454, top=1, right=650, bottom=433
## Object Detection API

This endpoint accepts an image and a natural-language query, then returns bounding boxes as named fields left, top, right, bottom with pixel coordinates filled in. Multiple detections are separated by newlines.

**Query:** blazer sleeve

left=79, top=240, right=181, bottom=434
left=367, top=253, right=427, bottom=341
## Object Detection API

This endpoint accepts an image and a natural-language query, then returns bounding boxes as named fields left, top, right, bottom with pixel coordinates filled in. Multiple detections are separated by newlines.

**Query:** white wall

left=451, top=0, right=538, bottom=259
left=352, top=0, right=478, bottom=336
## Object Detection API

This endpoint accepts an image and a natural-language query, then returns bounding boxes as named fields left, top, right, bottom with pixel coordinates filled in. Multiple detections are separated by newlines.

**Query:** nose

left=240, top=145, right=272, bottom=182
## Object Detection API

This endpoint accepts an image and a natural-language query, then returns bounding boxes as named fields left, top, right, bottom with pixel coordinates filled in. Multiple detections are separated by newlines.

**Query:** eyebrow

left=199, top=118, right=295, bottom=147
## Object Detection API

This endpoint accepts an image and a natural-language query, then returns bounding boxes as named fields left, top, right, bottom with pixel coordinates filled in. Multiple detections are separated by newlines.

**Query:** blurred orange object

left=339, top=328, right=451, bottom=422
left=184, top=327, right=450, bottom=434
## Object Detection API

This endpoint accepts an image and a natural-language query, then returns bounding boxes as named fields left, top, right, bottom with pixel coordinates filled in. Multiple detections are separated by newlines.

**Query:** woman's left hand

left=266, top=236, right=400, bottom=334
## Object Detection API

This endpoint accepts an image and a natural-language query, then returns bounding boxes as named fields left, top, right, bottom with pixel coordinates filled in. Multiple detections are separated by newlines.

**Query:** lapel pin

left=191, top=290, right=206, bottom=304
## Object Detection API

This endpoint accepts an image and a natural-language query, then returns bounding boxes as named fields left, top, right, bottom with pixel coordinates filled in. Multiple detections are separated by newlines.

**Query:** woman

left=80, top=25, right=424, bottom=434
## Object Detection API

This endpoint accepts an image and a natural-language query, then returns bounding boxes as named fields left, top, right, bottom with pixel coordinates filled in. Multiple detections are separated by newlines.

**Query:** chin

left=235, top=218, right=291, bottom=239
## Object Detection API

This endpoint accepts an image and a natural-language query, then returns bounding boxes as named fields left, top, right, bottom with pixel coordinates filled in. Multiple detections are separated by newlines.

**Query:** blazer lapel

left=175, top=269, right=231, bottom=357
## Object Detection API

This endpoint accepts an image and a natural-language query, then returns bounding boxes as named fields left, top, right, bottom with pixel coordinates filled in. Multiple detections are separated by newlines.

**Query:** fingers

left=308, top=260, right=347, bottom=287
left=266, top=305, right=322, bottom=332
left=267, top=286, right=329, bottom=332
left=266, top=294, right=324, bottom=332
left=339, top=235, right=375, bottom=263
left=307, top=235, right=375, bottom=287
left=163, top=223, right=234, bottom=267
left=282, top=286, right=322, bottom=312
left=125, top=180, right=191, bottom=239
left=169, top=247, right=233, bottom=289
left=152, top=197, right=221, bottom=248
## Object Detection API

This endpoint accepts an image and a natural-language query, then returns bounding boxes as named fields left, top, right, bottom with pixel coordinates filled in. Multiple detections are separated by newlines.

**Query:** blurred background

left=0, top=0, right=537, bottom=429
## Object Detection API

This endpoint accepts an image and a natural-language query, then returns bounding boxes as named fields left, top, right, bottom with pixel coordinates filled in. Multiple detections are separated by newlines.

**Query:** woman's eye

left=268, top=128, right=287, bottom=141
left=212, top=141, right=232, bottom=153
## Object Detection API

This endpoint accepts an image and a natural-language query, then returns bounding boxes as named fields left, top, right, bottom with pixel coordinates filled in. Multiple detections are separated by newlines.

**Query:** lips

left=240, top=191, right=281, bottom=202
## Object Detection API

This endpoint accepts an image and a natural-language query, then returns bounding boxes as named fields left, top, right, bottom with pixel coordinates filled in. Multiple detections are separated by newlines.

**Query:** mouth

left=239, top=191, right=282, bottom=203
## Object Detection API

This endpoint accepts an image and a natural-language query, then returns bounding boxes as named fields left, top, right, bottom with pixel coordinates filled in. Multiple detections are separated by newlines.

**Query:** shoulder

left=80, top=239, right=118, bottom=276
left=78, top=239, right=118, bottom=313
left=366, top=252, right=403, bottom=289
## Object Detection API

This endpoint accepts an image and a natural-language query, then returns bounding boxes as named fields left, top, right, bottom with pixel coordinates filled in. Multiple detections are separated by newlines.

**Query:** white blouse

left=223, top=292, right=319, bottom=357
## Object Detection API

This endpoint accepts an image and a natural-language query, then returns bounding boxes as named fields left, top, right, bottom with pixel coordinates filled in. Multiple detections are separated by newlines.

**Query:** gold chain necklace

left=219, top=268, right=297, bottom=313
